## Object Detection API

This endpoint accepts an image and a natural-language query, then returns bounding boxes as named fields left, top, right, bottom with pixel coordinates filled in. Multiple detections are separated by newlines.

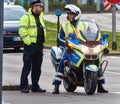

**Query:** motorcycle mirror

left=102, top=34, right=109, bottom=39
left=68, top=34, right=76, bottom=39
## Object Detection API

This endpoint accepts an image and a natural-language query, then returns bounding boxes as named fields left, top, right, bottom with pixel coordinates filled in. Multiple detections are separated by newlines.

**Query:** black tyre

left=63, top=77, right=77, bottom=92
left=84, top=71, right=97, bottom=95
left=14, top=47, right=20, bottom=51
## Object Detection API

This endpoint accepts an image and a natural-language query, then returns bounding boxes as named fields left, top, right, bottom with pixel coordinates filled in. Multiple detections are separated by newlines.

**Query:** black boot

left=52, top=84, right=59, bottom=94
left=97, top=83, right=109, bottom=93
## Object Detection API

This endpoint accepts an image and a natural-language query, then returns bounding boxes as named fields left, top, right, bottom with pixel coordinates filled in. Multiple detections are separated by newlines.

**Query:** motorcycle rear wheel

left=84, top=71, right=97, bottom=95
left=63, top=77, right=77, bottom=92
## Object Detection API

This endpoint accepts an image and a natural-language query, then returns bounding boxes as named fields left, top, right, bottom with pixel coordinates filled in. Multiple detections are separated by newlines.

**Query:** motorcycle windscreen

left=67, top=50, right=84, bottom=67
left=81, top=19, right=100, bottom=41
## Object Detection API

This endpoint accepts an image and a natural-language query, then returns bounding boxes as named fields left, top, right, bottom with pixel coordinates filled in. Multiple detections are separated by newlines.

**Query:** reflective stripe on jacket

left=19, top=8, right=46, bottom=45
left=61, top=21, right=86, bottom=42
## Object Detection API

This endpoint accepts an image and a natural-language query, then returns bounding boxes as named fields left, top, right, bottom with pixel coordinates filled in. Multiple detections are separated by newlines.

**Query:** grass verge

left=45, top=20, right=120, bottom=50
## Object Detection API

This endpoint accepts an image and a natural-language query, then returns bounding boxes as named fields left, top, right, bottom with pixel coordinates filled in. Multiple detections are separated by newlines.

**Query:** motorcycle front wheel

left=84, top=70, right=97, bottom=95
left=63, top=77, right=77, bottom=92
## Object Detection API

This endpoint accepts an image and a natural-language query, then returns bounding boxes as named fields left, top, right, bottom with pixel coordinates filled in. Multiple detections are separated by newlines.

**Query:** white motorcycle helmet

left=64, top=4, right=81, bottom=21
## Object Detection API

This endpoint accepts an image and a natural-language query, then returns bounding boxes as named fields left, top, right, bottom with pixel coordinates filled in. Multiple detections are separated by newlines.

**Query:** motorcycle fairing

left=101, top=39, right=108, bottom=49
left=67, top=50, right=84, bottom=67
left=51, top=46, right=62, bottom=68
left=86, top=64, right=98, bottom=72
left=99, top=52, right=103, bottom=66
left=69, top=37, right=79, bottom=45
left=51, top=46, right=62, bottom=59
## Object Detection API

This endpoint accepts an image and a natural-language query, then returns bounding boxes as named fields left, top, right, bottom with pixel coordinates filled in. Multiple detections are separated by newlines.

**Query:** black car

left=4, top=5, right=26, bottom=50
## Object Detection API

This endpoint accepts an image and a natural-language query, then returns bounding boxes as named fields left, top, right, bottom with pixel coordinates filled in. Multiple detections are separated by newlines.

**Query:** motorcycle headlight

left=80, top=45, right=89, bottom=53
left=80, top=45, right=102, bottom=54
left=94, top=45, right=102, bottom=53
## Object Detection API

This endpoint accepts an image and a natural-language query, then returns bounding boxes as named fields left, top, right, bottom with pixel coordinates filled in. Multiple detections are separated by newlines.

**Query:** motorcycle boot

left=97, top=83, right=109, bottom=93
left=97, top=74, right=108, bottom=93
left=52, top=84, right=59, bottom=94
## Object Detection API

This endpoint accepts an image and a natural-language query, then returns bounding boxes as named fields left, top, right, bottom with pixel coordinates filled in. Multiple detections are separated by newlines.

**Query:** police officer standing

left=19, top=0, right=46, bottom=93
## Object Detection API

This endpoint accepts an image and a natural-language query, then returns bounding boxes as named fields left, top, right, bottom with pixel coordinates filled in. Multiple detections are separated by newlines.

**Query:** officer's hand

left=24, top=43, right=36, bottom=48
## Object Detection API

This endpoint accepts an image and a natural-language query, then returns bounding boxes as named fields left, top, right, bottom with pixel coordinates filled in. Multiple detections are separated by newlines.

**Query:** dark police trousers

left=20, top=44, right=43, bottom=90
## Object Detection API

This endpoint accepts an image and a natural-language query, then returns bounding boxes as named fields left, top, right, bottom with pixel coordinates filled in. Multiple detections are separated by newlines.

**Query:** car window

left=4, top=7, right=26, bottom=21
left=4, top=0, right=8, bottom=2
left=4, top=0, right=13, bottom=2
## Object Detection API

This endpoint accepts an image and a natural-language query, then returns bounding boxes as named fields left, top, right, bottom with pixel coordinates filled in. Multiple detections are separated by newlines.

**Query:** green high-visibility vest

left=61, top=21, right=86, bottom=42
left=19, top=8, right=46, bottom=46
left=61, top=21, right=101, bottom=42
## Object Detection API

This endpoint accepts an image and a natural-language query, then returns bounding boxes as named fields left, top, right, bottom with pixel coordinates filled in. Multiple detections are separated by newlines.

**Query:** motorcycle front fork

left=98, top=60, right=108, bottom=77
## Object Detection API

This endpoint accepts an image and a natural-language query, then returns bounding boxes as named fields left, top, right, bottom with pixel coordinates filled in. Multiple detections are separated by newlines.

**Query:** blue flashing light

left=55, top=10, right=62, bottom=16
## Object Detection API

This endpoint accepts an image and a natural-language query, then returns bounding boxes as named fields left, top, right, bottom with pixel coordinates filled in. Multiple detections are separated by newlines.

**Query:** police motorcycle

left=51, top=19, right=109, bottom=95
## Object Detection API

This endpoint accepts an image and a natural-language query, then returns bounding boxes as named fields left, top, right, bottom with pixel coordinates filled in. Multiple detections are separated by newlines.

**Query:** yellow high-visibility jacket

left=61, top=21, right=101, bottom=42
left=19, top=8, right=46, bottom=46
left=61, top=21, right=86, bottom=42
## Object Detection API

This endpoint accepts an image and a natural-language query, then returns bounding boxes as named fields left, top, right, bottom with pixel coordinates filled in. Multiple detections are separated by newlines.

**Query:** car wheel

left=14, top=47, right=21, bottom=52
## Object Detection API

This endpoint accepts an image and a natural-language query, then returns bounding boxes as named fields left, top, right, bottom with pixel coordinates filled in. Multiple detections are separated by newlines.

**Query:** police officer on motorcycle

left=52, top=4, right=109, bottom=94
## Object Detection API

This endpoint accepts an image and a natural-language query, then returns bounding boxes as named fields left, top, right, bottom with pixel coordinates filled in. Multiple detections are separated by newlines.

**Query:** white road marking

left=2, top=101, right=11, bottom=104
left=112, top=92, right=120, bottom=94
left=106, top=71, right=120, bottom=75
left=104, top=56, right=120, bottom=59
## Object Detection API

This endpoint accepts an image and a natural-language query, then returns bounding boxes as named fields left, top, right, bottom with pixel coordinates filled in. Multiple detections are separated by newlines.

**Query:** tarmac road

left=2, top=49, right=120, bottom=104
left=2, top=91, right=120, bottom=104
